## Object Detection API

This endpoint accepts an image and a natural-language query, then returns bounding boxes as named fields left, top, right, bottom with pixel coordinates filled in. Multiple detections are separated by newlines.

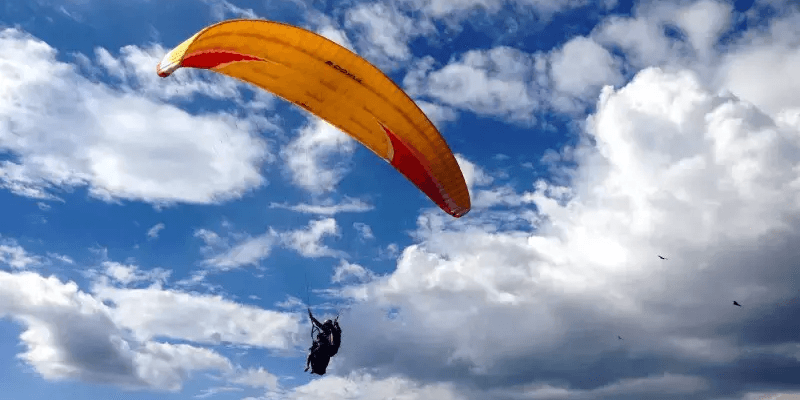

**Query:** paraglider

left=156, top=19, right=471, bottom=218
left=304, top=308, right=341, bottom=375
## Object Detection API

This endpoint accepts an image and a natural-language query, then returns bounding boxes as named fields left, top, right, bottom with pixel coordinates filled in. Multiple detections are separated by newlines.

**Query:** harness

left=309, top=311, right=341, bottom=341
left=306, top=311, right=342, bottom=375
left=310, top=313, right=340, bottom=346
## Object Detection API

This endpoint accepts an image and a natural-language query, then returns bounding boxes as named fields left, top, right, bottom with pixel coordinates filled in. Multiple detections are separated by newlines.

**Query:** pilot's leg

left=305, top=351, right=312, bottom=372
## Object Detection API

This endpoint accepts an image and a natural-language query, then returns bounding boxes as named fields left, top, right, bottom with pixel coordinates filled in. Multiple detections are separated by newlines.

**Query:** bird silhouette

left=618, top=336, right=623, bottom=340
left=733, top=301, right=741, bottom=307
left=657, top=255, right=667, bottom=260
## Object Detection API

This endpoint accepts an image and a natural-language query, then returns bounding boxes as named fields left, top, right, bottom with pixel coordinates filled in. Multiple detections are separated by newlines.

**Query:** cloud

left=549, top=36, right=625, bottom=113
left=275, top=296, right=305, bottom=310
left=87, top=36, right=279, bottom=113
left=584, top=67, right=800, bottom=240
left=230, top=367, right=279, bottom=389
left=281, top=118, right=356, bottom=194
left=265, top=372, right=466, bottom=400
left=377, top=243, right=400, bottom=260
left=404, top=49, right=546, bottom=123
left=317, top=25, right=355, bottom=51
left=321, top=65, right=800, bottom=399
left=673, top=0, right=733, bottom=59
left=92, top=284, right=302, bottom=350
left=0, top=270, right=234, bottom=391
left=268, top=198, right=374, bottom=215
left=715, top=10, right=800, bottom=118
left=585, top=0, right=800, bottom=130
left=202, top=230, right=278, bottom=271
left=332, top=260, right=375, bottom=284
left=401, top=0, right=506, bottom=19
left=352, top=222, right=374, bottom=241
left=590, top=0, right=733, bottom=72
left=404, top=36, right=628, bottom=122
left=6, top=2, right=800, bottom=399
left=146, top=223, right=165, bottom=239
left=92, top=43, right=246, bottom=103
left=100, top=261, right=170, bottom=287
left=300, top=7, right=356, bottom=51
left=472, top=185, right=537, bottom=210
left=197, top=218, right=349, bottom=270
left=397, top=0, right=606, bottom=25
left=195, top=386, right=243, bottom=399
left=415, top=100, right=460, bottom=129
left=451, top=154, right=540, bottom=211
left=47, top=253, right=74, bottom=265
left=493, top=154, right=510, bottom=161
left=133, top=342, right=233, bottom=392
left=0, top=237, right=41, bottom=269
left=344, top=2, right=435, bottom=70
left=0, top=236, right=306, bottom=374
left=485, top=373, right=710, bottom=399
left=281, top=218, right=347, bottom=259
left=201, top=0, right=259, bottom=20
left=0, top=28, right=272, bottom=204
left=741, top=393, right=800, bottom=400
left=194, top=229, right=224, bottom=248
left=454, top=154, right=493, bottom=195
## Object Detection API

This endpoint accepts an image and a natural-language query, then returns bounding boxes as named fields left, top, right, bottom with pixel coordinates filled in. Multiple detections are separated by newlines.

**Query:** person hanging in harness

left=304, top=308, right=341, bottom=375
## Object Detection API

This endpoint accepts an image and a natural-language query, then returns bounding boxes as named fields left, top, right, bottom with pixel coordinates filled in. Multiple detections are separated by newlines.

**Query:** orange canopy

left=157, top=19, right=470, bottom=217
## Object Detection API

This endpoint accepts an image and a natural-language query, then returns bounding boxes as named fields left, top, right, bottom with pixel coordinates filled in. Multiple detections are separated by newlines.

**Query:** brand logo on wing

left=325, top=60, right=362, bottom=83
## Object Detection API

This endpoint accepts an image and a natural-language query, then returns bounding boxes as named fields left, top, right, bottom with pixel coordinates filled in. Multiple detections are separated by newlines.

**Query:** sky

left=1, top=0, right=800, bottom=399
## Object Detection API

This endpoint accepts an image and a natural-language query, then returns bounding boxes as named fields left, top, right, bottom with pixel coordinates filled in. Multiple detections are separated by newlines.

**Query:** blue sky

left=2, top=0, right=800, bottom=399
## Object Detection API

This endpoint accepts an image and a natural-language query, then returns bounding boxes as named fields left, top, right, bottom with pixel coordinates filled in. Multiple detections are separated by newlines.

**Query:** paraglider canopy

left=156, top=19, right=471, bottom=218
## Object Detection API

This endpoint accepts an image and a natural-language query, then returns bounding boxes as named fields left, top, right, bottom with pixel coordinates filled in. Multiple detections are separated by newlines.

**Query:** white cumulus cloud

left=0, top=28, right=272, bottom=205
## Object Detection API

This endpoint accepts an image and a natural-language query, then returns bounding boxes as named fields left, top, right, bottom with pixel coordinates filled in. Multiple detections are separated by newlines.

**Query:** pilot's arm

left=308, top=308, right=323, bottom=329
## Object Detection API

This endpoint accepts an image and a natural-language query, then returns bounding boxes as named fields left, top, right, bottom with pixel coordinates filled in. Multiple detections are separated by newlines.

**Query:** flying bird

left=618, top=336, right=623, bottom=340
left=657, top=255, right=667, bottom=260
left=733, top=301, right=741, bottom=307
